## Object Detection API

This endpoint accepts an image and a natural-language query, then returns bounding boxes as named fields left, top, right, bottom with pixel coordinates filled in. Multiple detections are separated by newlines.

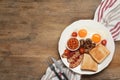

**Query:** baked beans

left=67, top=38, right=79, bottom=51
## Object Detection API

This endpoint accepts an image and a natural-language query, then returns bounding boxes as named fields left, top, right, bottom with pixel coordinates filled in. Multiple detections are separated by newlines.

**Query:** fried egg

left=78, top=29, right=87, bottom=38
left=92, top=34, right=101, bottom=43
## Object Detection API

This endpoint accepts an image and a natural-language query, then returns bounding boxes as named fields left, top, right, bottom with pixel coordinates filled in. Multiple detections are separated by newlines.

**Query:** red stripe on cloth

left=98, top=2, right=104, bottom=21
left=113, top=31, right=120, bottom=39
left=109, top=0, right=117, bottom=8
left=110, top=22, right=120, bottom=39
left=100, top=0, right=112, bottom=21
left=98, top=0, right=110, bottom=21
left=105, top=0, right=114, bottom=10
left=111, top=25, right=120, bottom=35
left=110, top=22, right=120, bottom=32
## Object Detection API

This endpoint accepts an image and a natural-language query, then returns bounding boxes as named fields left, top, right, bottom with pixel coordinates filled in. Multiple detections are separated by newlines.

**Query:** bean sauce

left=67, top=38, right=79, bottom=51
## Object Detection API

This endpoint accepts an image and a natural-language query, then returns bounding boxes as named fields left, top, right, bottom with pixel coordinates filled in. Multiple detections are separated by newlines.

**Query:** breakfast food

left=69, top=55, right=83, bottom=68
left=67, top=38, right=80, bottom=51
left=62, top=50, right=83, bottom=68
left=81, top=54, right=98, bottom=71
left=101, top=39, right=107, bottom=46
left=92, top=34, right=101, bottom=43
left=89, top=44, right=110, bottom=63
left=78, top=29, right=87, bottom=38
left=62, top=49, right=71, bottom=58
left=79, top=38, right=96, bottom=53
left=61, top=29, right=110, bottom=72
left=71, top=32, right=77, bottom=37
left=68, top=51, right=83, bottom=68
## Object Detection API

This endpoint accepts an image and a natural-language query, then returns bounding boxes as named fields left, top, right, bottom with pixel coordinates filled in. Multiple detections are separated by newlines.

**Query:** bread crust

left=89, top=44, right=110, bottom=63
left=81, top=54, right=98, bottom=71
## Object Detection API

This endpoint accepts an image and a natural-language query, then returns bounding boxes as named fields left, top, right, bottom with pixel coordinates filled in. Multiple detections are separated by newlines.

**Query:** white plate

left=58, top=20, right=115, bottom=75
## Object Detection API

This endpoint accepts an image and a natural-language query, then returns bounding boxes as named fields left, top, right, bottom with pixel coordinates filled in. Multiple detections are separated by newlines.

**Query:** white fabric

left=94, top=0, right=120, bottom=41
left=41, top=60, right=81, bottom=80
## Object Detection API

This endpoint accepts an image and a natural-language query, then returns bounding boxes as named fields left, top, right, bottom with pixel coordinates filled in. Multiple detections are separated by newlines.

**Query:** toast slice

left=89, top=44, right=110, bottom=63
left=81, top=54, right=98, bottom=71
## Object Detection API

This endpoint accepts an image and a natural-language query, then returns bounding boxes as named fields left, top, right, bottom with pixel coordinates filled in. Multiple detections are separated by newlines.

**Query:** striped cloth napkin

left=94, top=0, right=120, bottom=41
left=41, top=60, right=81, bottom=80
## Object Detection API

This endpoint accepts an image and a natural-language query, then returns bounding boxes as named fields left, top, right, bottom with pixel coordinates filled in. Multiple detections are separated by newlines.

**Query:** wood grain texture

left=0, top=0, right=120, bottom=80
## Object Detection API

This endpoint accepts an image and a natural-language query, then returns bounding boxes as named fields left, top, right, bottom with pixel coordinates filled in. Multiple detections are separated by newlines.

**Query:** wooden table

left=0, top=0, right=120, bottom=80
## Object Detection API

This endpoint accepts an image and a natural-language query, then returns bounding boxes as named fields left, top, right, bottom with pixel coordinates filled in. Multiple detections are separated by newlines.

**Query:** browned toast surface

left=89, top=44, right=110, bottom=63
left=81, top=54, right=98, bottom=71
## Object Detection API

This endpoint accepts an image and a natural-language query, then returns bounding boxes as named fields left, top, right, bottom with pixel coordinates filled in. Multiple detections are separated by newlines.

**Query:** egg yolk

left=92, top=34, right=101, bottom=43
left=78, top=29, right=87, bottom=38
